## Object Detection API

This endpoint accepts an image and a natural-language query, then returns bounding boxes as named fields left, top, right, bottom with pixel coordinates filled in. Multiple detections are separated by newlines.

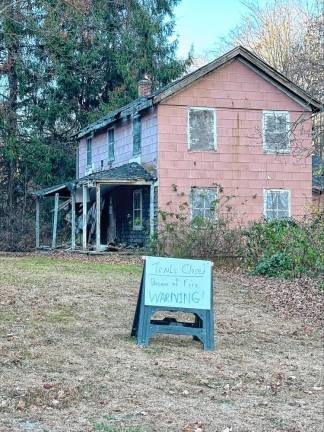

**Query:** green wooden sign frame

left=132, top=257, right=215, bottom=351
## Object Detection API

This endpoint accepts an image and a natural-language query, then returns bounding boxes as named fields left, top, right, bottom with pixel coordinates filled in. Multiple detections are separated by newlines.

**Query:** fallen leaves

left=183, top=421, right=204, bottom=432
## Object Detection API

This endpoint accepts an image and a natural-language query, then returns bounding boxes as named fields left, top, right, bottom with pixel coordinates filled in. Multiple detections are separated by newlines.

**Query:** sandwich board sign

left=131, top=256, right=215, bottom=351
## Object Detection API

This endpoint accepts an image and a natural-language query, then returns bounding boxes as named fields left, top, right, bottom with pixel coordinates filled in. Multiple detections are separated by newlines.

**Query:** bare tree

left=216, top=0, right=323, bottom=156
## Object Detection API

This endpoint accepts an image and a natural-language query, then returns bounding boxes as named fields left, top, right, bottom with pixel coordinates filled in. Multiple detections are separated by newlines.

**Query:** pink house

left=33, top=46, right=321, bottom=251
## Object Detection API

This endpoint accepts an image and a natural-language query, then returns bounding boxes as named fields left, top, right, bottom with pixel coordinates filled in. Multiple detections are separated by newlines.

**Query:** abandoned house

left=32, top=46, right=322, bottom=252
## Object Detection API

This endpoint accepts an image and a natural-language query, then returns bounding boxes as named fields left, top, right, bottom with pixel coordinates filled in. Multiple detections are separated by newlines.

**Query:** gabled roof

left=78, top=46, right=322, bottom=139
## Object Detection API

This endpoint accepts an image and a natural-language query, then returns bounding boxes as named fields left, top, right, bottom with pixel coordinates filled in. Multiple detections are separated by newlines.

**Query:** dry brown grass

left=0, top=254, right=322, bottom=432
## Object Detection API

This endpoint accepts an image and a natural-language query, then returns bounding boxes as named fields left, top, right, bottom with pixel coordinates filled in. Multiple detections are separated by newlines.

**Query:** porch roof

left=32, top=181, right=75, bottom=198
left=32, top=162, right=155, bottom=197
left=78, top=162, right=155, bottom=183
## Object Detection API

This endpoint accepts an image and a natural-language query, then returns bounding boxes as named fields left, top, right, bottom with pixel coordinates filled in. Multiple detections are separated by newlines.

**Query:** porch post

left=149, top=182, right=155, bottom=236
left=96, top=183, right=101, bottom=252
left=35, top=196, right=40, bottom=248
left=71, top=187, right=76, bottom=250
left=52, top=192, right=59, bottom=249
left=82, top=185, right=87, bottom=251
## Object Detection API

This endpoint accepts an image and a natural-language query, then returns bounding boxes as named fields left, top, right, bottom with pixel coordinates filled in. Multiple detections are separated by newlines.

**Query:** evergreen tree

left=0, top=0, right=189, bottom=249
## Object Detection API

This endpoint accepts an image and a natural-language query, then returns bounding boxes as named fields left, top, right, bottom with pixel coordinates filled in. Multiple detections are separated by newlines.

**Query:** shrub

left=245, top=215, right=324, bottom=278
left=151, top=207, right=245, bottom=259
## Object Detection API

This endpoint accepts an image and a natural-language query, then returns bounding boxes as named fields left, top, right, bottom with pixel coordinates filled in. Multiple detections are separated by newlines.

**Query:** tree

left=217, top=0, right=323, bottom=156
left=0, top=0, right=189, bottom=250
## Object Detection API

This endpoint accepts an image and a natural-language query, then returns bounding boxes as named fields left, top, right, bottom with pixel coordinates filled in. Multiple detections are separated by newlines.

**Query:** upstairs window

left=86, top=136, right=92, bottom=166
left=191, top=187, right=218, bottom=221
left=188, top=107, right=216, bottom=151
left=264, top=189, right=290, bottom=220
left=133, top=115, right=141, bottom=156
left=263, top=111, right=290, bottom=153
left=108, top=129, right=115, bottom=161
left=133, top=189, right=143, bottom=230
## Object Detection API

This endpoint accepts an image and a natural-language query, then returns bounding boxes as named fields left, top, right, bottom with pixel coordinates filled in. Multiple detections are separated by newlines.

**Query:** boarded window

left=133, top=189, right=143, bottom=230
left=264, top=189, right=290, bottom=220
left=86, top=137, right=92, bottom=166
left=108, top=129, right=115, bottom=161
left=133, top=115, right=141, bottom=155
left=191, top=188, right=218, bottom=220
left=263, top=111, right=290, bottom=153
left=188, top=108, right=216, bottom=150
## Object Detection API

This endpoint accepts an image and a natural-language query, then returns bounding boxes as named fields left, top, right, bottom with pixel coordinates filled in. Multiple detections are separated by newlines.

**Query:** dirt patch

left=0, top=254, right=322, bottom=431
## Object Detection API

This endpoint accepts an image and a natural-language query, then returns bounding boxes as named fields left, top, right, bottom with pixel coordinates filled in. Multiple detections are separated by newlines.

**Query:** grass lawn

left=0, top=254, right=322, bottom=432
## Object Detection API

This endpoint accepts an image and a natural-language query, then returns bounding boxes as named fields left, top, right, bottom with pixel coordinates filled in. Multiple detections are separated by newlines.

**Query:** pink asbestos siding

left=78, top=108, right=157, bottom=177
left=157, top=59, right=313, bottom=223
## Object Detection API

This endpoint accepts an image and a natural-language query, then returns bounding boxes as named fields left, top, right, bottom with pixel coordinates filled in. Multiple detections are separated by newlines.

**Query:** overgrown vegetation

left=151, top=205, right=324, bottom=279
left=245, top=215, right=324, bottom=278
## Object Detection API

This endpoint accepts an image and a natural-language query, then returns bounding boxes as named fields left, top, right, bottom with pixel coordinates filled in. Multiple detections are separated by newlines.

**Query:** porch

left=32, top=163, right=157, bottom=252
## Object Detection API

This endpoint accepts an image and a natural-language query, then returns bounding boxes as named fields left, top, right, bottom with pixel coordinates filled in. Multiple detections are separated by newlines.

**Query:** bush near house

left=245, top=215, right=324, bottom=278
left=152, top=207, right=324, bottom=279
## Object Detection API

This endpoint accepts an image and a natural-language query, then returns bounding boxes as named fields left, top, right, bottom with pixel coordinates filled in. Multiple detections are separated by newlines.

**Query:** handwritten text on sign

left=144, top=257, right=212, bottom=310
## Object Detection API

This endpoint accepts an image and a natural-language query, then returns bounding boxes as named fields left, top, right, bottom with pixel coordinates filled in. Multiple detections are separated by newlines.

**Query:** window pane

left=265, top=190, right=289, bottom=219
left=191, top=188, right=217, bottom=220
left=108, top=130, right=115, bottom=161
left=266, top=191, right=277, bottom=209
left=264, top=112, right=289, bottom=152
left=192, top=189, right=205, bottom=208
left=189, top=109, right=215, bottom=150
left=133, top=116, right=141, bottom=155
left=134, top=193, right=140, bottom=209
left=87, top=138, right=92, bottom=165
left=278, top=191, right=288, bottom=210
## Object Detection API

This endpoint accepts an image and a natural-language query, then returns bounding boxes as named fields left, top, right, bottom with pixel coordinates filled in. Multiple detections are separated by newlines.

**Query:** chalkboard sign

left=132, top=256, right=215, bottom=351
left=144, top=257, right=211, bottom=309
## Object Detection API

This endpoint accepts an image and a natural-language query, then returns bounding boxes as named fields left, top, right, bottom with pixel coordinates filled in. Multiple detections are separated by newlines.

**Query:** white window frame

left=107, top=128, right=115, bottom=162
left=262, top=110, right=290, bottom=154
left=263, top=189, right=291, bottom=220
left=133, top=189, right=143, bottom=230
left=188, top=107, right=217, bottom=151
left=190, top=187, right=218, bottom=221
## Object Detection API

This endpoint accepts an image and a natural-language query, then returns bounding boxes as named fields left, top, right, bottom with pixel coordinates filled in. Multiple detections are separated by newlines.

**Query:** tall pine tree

left=0, top=0, right=190, bottom=249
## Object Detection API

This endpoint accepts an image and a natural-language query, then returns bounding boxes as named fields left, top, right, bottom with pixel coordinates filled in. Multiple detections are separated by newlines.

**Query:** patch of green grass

left=0, top=311, right=17, bottom=324
left=11, top=257, right=142, bottom=276
left=45, top=305, right=75, bottom=322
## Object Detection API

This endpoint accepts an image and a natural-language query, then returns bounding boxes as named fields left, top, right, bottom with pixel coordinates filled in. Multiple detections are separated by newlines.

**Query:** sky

left=174, top=0, right=251, bottom=59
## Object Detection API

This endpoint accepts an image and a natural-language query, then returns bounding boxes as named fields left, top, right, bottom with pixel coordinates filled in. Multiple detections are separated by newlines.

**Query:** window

left=108, top=129, right=115, bottom=161
left=264, top=189, right=290, bottom=220
left=86, top=136, right=92, bottom=166
left=188, top=107, right=216, bottom=150
left=263, top=111, right=290, bottom=153
left=133, top=189, right=143, bottom=230
left=191, top=188, right=218, bottom=220
left=133, top=115, right=141, bottom=155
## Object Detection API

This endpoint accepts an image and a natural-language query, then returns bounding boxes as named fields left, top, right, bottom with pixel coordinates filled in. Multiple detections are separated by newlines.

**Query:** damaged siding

left=78, top=108, right=158, bottom=178
left=157, top=59, right=313, bottom=223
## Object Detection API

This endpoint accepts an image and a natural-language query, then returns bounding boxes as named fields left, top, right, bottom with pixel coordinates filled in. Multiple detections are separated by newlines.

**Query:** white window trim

left=187, top=107, right=217, bottom=151
left=190, top=187, right=218, bottom=221
left=107, top=128, right=115, bottom=162
left=133, top=189, right=143, bottom=230
left=263, top=189, right=291, bottom=219
left=262, top=110, right=290, bottom=154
